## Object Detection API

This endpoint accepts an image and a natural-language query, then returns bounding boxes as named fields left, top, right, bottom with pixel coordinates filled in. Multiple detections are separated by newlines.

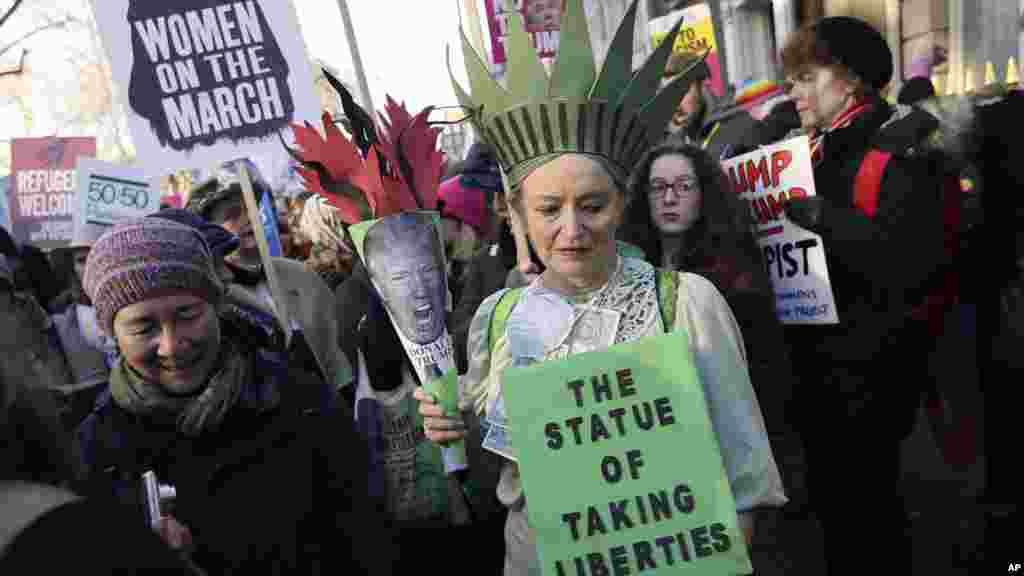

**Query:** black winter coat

left=450, top=246, right=512, bottom=374
left=76, top=330, right=394, bottom=575
left=1, top=493, right=199, bottom=575
left=785, top=99, right=946, bottom=438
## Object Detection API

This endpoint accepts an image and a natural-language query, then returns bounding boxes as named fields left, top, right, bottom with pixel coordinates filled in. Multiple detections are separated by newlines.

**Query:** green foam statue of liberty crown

left=449, top=0, right=706, bottom=188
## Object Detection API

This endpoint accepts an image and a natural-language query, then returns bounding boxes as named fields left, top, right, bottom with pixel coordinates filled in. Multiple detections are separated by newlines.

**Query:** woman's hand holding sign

left=414, top=387, right=467, bottom=446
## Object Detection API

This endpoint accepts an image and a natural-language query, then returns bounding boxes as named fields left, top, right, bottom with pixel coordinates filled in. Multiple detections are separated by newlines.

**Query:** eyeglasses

left=648, top=178, right=699, bottom=200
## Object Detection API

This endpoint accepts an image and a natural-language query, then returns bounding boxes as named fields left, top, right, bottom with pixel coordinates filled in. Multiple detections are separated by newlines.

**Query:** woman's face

left=113, top=293, right=221, bottom=396
left=208, top=194, right=257, bottom=262
left=648, top=154, right=701, bottom=235
left=519, top=155, right=624, bottom=290
left=787, top=65, right=856, bottom=131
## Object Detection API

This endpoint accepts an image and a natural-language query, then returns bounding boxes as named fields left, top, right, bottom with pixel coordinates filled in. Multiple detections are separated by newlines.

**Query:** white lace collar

left=507, top=256, right=661, bottom=361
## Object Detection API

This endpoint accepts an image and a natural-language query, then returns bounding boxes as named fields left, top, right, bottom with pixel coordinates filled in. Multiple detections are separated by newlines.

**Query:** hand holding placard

left=413, top=386, right=467, bottom=446
left=422, top=368, right=468, bottom=471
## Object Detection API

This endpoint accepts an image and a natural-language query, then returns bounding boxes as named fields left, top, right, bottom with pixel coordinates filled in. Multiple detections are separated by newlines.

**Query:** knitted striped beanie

left=83, top=218, right=223, bottom=336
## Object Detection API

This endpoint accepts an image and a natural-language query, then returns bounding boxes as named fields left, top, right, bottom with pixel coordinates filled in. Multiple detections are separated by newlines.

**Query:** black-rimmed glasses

left=648, top=178, right=699, bottom=200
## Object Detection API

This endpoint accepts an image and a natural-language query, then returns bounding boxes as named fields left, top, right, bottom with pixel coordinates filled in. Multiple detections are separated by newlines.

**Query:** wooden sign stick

left=237, top=162, right=293, bottom=340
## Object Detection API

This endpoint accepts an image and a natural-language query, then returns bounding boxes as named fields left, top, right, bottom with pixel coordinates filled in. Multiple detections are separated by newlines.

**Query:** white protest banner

left=90, top=0, right=321, bottom=175
left=722, top=135, right=840, bottom=325
left=76, top=158, right=160, bottom=230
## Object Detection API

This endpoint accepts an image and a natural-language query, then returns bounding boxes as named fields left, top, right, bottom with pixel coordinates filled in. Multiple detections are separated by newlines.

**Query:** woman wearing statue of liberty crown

left=415, top=2, right=786, bottom=574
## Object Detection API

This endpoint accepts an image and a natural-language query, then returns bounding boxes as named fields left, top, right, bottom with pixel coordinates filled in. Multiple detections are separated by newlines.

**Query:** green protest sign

left=503, top=331, right=752, bottom=576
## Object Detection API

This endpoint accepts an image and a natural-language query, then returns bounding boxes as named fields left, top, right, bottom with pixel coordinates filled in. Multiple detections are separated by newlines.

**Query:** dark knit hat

left=186, top=159, right=270, bottom=220
left=817, top=16, right=893, bottom=91
left=460, top=143, right=502, bottom=193
left=83, top=218, right=224, bottom=336
left=148, top=208, right=241, bottom=260
left=459, top=142, right=503, bottom=215
left=898, top=76, right=936, bottom=105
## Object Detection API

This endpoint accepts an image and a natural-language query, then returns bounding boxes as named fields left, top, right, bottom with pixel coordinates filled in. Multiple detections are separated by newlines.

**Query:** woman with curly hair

left=621, top=143, right=760, bottom=283
left=619, top=143, right=794, bottom=436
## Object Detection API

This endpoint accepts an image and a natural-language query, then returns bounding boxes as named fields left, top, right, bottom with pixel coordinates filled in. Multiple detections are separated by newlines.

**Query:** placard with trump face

left=350, top=211, right=466, bottom=473
left=358, top=212, right=448, bottom=346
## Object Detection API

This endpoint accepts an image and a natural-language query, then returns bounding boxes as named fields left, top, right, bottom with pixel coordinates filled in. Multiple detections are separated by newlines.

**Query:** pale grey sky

left=0, top=0, right=480, bottom=174
left=294, top=0, right=471, bottom=114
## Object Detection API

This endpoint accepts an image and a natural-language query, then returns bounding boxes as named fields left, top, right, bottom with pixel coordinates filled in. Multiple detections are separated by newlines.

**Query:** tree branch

left=0, top=0, right=25, bottom=31
left=0, top=48, right=26, bottom=78
left=0, top=16, right=74, bottom=60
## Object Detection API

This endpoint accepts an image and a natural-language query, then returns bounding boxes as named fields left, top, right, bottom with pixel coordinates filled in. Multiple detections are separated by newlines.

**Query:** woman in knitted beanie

left=76, top=217, right=394, bottom=575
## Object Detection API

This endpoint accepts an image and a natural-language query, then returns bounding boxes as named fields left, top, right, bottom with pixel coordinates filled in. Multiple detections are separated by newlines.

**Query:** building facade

left=803, top=0, right=1022, bottom=97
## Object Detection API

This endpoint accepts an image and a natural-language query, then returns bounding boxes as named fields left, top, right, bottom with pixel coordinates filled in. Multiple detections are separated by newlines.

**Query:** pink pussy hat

left=438, top=176, right=489, bottom=237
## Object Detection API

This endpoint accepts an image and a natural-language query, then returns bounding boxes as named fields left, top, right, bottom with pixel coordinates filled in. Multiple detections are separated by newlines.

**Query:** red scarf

left=809, top=100, right=872, bottom=165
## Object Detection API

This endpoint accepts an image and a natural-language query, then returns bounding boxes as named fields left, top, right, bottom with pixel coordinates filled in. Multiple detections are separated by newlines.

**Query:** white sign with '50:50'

left=75, top=157, right=160, bottom=227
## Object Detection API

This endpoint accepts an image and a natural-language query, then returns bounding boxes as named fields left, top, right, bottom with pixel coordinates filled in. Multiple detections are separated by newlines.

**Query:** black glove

left=359, top=287, right=408, bottom=392
left=783, top=196, right=827, bottom=235
left=719, top=143, right=757, bottom=161
left=759, top=99, right=801, bottom=145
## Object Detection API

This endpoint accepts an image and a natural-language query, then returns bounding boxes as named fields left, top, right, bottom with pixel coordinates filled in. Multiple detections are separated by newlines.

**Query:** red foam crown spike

left=288, top=98, right=445, bottom=224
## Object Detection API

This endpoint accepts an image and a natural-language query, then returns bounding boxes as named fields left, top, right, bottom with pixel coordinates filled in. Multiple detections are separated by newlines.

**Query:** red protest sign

left=484, top=0, right=564, bottom=66
left=10, top=137, right=96, bottom=249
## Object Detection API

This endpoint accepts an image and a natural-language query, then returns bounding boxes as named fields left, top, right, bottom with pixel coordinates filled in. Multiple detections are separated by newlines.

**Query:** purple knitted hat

left=83, top=218, right=224, bottom=336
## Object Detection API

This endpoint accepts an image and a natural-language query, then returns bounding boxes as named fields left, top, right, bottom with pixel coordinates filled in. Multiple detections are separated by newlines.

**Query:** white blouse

left=460, top=256, right=786, bottom=575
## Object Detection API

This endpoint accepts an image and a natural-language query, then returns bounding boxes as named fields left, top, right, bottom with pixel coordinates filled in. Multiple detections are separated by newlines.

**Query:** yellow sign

left=651, top=15, right=717, bottom=56
left=648, top=4, right=722, bottom=96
